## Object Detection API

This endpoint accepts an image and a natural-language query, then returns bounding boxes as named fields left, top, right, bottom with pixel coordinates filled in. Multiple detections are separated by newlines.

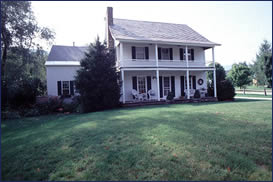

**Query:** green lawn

left=1, top=100, right=272, bottom=181
left=235, top=93, right=272, bottom=98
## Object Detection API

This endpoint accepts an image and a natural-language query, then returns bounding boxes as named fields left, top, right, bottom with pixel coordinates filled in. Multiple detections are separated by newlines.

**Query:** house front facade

left=45, top=7, right=220, bottom=104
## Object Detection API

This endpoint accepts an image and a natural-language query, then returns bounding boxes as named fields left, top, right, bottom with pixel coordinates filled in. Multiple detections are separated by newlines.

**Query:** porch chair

left=147, top=90, right=156, bottom=100
left=184, top=89, right=196, bottom=98
left=131, top=89, right=139, bottom=101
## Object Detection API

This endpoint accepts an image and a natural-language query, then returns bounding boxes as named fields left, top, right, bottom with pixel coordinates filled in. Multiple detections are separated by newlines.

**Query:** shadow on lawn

left=1, top=104, right=272, bottom=181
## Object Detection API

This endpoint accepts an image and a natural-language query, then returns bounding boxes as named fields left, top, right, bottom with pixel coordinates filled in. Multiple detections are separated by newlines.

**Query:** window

left=185, top=76, right=193, bottom=89
left=62, top=81, right=70, bottom=95
left=183, top=49, right=194, bottom=61
left=136, top=47, right=145, bottom=59
left=138, top=76, right=146, bottom=93
left=162, top=48, right=170, bottom=60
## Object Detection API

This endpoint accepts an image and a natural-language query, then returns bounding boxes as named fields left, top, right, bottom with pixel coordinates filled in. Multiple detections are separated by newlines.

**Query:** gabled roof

left=47, top=45, right=88, bottom=61
left=110, top=18, right=220, bottom=46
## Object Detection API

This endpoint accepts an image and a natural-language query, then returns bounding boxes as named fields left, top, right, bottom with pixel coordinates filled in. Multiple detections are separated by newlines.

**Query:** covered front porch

left=120, top=68, right=217, bottom=103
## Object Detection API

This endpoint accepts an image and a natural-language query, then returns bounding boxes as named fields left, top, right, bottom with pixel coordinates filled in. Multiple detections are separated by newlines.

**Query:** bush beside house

left=207, top=62, right=236, bottom=101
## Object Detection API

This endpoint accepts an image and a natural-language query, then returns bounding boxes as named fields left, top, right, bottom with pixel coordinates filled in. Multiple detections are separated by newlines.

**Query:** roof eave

left=114, top=37, right=220, bottom=47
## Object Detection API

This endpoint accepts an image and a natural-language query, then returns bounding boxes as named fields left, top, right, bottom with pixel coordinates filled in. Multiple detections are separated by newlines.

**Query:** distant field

left=235, top=85, right=272, bottom=92
left=235, top=93, right=272, bottom=98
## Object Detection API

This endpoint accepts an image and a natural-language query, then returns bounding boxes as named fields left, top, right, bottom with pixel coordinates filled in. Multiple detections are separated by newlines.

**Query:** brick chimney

left=106, top=7, right=114, bottom=49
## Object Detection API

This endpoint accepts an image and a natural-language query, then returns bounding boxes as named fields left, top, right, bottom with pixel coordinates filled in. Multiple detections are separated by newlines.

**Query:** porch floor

left=122, top=97, right=218, bottom=107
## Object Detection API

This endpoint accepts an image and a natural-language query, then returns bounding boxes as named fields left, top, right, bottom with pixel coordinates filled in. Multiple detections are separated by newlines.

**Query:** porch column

left=121, top=69, right=125, bottom=103
left=212, top=47, right=215, bottom=67
left=212, top=47, right=217, bottom=97
left=155, top=44, right=158, bottom=67
left=186, top=70, right=190, bottom=99
left=156, top=70, right=160, bottom=101
left=120, top=42, right=123, bottom=67
left=213, top=69, right=217, bottom=98
left=186, top=45, right=190, bottom=99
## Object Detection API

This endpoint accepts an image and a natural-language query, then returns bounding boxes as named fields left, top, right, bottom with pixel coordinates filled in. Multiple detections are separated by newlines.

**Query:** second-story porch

left=116, top=42, right=216, bottom=69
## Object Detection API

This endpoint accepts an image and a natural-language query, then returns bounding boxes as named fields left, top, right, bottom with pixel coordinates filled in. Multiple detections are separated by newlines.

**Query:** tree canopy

left=75, top=37, right=121, bottom=112
left=227, top=62, right=252, bottom=89
left=1, top=1, right=54, bottom=109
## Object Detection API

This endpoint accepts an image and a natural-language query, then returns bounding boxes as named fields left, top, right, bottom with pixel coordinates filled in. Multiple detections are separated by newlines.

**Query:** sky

left=32, top=1, right=272, bottom=70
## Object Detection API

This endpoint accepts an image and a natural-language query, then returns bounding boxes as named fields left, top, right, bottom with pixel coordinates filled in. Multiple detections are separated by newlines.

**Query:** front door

left=163, top=76, right=171, bottom=98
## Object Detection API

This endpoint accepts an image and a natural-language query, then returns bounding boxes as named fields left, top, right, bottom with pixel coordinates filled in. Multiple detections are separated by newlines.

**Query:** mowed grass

left=1, top=99, right=272, bottom=181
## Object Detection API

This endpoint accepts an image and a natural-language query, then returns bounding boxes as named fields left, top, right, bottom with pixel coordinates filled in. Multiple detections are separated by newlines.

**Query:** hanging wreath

left=198, top=79, right=204, bottom=85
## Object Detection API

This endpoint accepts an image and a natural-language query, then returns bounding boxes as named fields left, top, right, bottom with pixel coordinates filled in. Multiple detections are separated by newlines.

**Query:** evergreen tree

left=75, top=37, right=121, bottom=112
left=251, top=40, right=272, bottom=87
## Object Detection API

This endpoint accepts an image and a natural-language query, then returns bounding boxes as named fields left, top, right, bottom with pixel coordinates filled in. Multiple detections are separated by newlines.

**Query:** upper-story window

left=180, top=48, right=194, bottom=61
left=158, top=47, right=173, bottom=60
left=161, top=48, right=170, bottom=60
left=136, top=47, right=145, bottom=59
left=132, top=46, right=149, bottom=60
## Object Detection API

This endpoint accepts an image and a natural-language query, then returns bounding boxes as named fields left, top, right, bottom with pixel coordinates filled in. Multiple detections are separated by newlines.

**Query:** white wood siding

left=46, top=66, right=80, bottom=96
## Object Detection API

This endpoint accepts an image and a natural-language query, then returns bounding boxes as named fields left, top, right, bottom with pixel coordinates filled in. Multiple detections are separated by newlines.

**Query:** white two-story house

left=45, top=7, right=220, bottom=104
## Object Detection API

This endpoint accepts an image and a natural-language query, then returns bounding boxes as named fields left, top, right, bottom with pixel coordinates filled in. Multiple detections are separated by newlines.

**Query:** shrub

left=217, top=80, right=236, bottom=101
left=24, top=108, right=40, bottom=117
left=1, top=110, right=21, bottom=120
left=166, top=92, right=175, bottom=101
left=194, top=90, right=200, bottom=98
left=48, top=96, right=62, bottom=112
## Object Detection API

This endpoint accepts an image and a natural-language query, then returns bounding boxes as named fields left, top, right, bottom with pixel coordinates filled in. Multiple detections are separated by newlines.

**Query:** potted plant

left=166, top=92, right=175, bottom=103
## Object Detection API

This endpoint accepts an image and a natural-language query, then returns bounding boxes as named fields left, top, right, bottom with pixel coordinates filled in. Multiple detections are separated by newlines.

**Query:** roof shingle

left=47, top=45, right=88, bottom=61
left=110, top=18, right=219, bottom=45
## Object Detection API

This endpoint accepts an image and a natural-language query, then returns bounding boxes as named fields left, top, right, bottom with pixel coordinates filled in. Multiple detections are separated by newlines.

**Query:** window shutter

left=57, top=81, right=62, bottom=96
left=180, top=48, right=184, bottom=60
left=180, top=76, right=185, bottom=96
left=132, top=46, right=136, bottom=59
left=193, top=76, right=196, bottom=89
left=147, top=76, right=151, bottom=91
left=169, top=48, right=173, bottom=60
left=158, top=47, right=161, bottom=60
left=145, top=47, right=149, bottom=59
left=132, top=76, right=137, bottom=90
left=191, top=49, right=194, bottom=61
left=171, top=76, right=175, bottom=97
left=70, top=81, right=74, bottom=95
left=159, top=76, right=163, bottom=98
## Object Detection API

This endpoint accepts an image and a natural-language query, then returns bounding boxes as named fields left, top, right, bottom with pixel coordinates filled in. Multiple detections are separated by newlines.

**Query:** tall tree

left=251, top=40, right=272, bottom=87
left=75, top=37, right=121, bottom=112
left=1, top=1, right=54, bottom=78
left=1, top=1, right=54, bottom=109
left=227, top=62, right=252, bottom=90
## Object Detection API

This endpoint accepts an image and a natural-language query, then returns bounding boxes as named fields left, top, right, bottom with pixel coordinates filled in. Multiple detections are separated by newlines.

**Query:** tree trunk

left=1, top=44, right=7, bottom=78
left=243, top=88, right=245, bottom=95
left=264, top=87, right=267, bottom=96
